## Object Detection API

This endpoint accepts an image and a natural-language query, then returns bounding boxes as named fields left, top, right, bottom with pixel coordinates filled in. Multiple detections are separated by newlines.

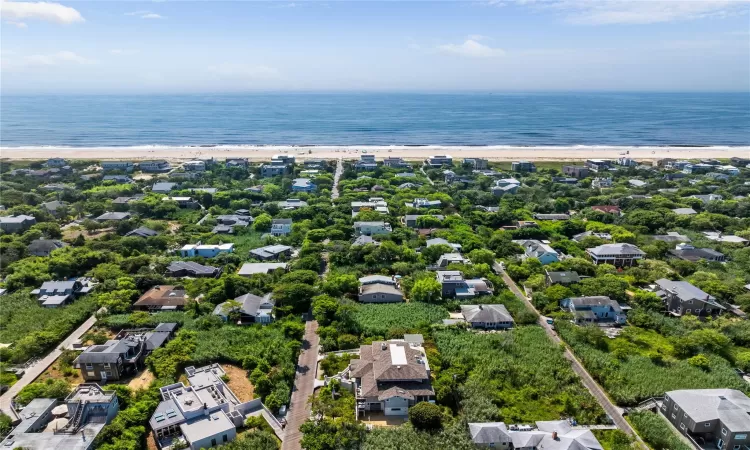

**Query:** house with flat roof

left=0, top=214, right=36, bottom=233
left=561, top=296, right=626, bottom=325
left=140, top=160, right=172, bottom=173
left=75, top=334, right=147, bottom=382
left=292, top=178, right=316, bottom=192
left=28, top=238, right=67, bottom=257
left=585, top=159, right=613, bottom=172
left=354, top=221, right=392, bottom=236
left=214, top=293, right=275, bottom=324
left=668, top=243, right=725, bottom=263
left=436, top=252, right=470, bottom=268
left=212, top=215, right=252, bottom=234
left=350, top=337, right=434, bottom=418
left=661, top=389, right=750, bottom=450
left=152, top=182, right=178, bottom=193
left=468, top=420, right=603, bottom=450
left=249, top=244, right=293, bottom=261
left=533, top=213, right=570, bottom=221
left=179, top=243, right=234, bottom=258
left=403, top=214, right=445, bottom=228
left=133, top=285, right=188, bottom=311
left=225, top=158, right=248, bottom=168
left=237, top=263, right=288, bottom=276
left=655, top=278, right=725, bottom=317
left=0, top=384, right=119, bottom=450
left=352, top=198, right=389, bottom=216
left=277, top=198, right=308, bottom=209
left=436, top=271, right=494, bottom=299
left=166, top=261, right=221, bottom=278
left=586, top=243, right=645, bottom=266
left=591, top=177, right=613, bottom=188
left=271, top=218, right=293, bottom=236
left=31, top=279, right=94, bottom=307
left=426, top=237, right=462, bottom=252
left=703, top=232, right=749, bottom=246
left=101, top=161, right=134, bottom=172
left=47, top=157, right=68, bottom=167
left=562, top=165, right=590, bottom=179
left=460, top=304, right=514, bottom=329
left=261, top=158, right=293, bottom=177
left=511, top=160, right=536, bottom=172
left=426, top=155, right=453, bottom=167
left=463, top=157, right=489, bottom=170
left=405, top=198, right=442, bottom=209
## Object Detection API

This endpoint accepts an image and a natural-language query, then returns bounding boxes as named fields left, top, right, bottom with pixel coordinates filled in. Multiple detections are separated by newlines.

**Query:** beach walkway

left=331, top=157, right=343, bottom=200
left=282, top=319, right=320, bottom=450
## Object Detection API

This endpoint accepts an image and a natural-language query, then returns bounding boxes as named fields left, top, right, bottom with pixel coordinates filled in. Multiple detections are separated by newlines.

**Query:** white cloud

left=24, top=50, right=93, bottom=66
left=437, top=39, right=505, bottom=58
left=109, top=49, right=139, bottom=55
left=550, top=0, right=748, bottom=25
left=207, top=64, right=279, bottom=79
left=6, top=21, right=28, bottom=28
left=1, top=1, right=84, bottom=25
left=467, top=34, right=489, bottom=41
left=125, top=10, right=164, bottom=19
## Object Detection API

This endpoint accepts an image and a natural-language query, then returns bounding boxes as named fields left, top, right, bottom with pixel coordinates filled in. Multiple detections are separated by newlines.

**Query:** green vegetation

left=353, top=302, right=449, bottom=337
left=15, top=379, right=72, bottom=406
left=628, top=411, right=692, bottom=450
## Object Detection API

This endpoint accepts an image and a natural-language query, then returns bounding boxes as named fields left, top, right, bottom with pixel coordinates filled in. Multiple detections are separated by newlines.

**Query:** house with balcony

left=225, top=158, right=249, bottom=169
left=405, top=198, right=442, bottom=209
left=261, top=158, right=293, bottom=177
left=560, top=296, right=627, bottom=325
left=183, top=160, right=206, bottom=172
left=436, top=252, right=470, bottom=268
left=703, top=232, right=749, bottom=246
left=350, top=337, right=434, bottom=418
left=101, top=161, right=134, bottom=172
left=655, top=278, right=725, bottom=317
left=75, top=334, right=147, bottom=382
left=586, top=243, right=645, bottom=266
left=271, top=218, right=293, bottom=236
left=354, top=221, right=392, bottom=236
left=383, top=157, right=409, bottom=168
left=214, top=293, right=275, bottom=324
left=352, top=198, right=389, bottom=216
left=563, top=165, right=590, bottom=179
left=355, top=154, right=378, bottom=171
left=31, top=279, right=94, bottom=307
left=436, top=271, right=494, bottom=299
left=140, top=160, right=172, bottom=173
left=463, top=158, right=489, bottom=170
left=585, top=159, right=612, bottom=172
left=661, top=389, right=750, bottom=450
left=179, top=242, right=235, bottom=258
left=683, top=163, right=713, bottom=174
left=426, top=155, right=453, bottom=167
left=591, top=177, right=613, bottom=188
left=0, top=383, right=119, bottom=450
left=511, top=160, right=536, bottom=172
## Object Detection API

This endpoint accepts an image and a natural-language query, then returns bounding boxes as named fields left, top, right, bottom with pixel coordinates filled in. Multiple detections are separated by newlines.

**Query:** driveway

left=282, top=319, right=320, bottom=450
left=0, top=315, right=97, bottom=419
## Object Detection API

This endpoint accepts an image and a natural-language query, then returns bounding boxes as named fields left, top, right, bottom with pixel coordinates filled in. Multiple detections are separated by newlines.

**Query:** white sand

left=1, top=145, right=748, bottom=162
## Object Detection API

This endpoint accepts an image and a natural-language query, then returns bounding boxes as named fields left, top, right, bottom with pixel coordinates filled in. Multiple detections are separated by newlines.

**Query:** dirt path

left=223, top=364, right=254, bottom=402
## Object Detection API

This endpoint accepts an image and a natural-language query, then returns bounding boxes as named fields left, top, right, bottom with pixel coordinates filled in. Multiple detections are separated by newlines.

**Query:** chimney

left=381, top=342, right=387, bottom=351
left=203, top=402, right=208, bottom=416
left=552, top=431, right=558, bottom=440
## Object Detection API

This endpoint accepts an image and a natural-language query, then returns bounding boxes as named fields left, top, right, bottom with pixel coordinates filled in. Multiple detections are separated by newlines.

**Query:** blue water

left=1, top=92, right=748, bottom=147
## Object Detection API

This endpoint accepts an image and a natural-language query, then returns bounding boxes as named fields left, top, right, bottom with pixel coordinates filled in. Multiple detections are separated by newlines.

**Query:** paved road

left=282, top=319, right=320, bottom=450
left=492, top=262, right=639, bottom=437
left=0, top=315, right=97, bottom=419
left=331, top=158, right=343, bottom=200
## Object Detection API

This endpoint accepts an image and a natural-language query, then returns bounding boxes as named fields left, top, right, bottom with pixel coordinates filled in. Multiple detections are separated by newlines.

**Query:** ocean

left=1, top=92, right=748, bottom=148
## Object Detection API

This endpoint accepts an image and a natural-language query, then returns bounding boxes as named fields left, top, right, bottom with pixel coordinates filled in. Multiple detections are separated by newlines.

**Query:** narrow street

left=493, top=262, right=640, bottom=438
left=0, top=315, right=97, bottom=419
left=282, top=319, right=320, bottom=450
left=331, top=157, right=343, bottom=201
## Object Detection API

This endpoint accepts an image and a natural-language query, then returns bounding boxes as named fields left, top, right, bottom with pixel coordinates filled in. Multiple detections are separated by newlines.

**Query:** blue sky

left=1, top=0, right=749, bottom=93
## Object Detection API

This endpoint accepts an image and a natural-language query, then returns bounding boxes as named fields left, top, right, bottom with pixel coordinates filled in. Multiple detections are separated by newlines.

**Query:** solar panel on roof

left=155, top=413, right=165, bottom=422
left=166, top=409, right=177, bottom=418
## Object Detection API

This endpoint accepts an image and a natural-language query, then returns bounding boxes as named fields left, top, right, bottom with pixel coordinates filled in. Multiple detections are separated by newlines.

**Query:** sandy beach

left=1, top=145, right=748, bottom=162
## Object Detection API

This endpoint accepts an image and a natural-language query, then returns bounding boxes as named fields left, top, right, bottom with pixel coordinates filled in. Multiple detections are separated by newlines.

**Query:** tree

left=253, top=213, right=273, bottom=232
left=410, top=278, right=442, bottom=303
left=322, top=274, right=359, bottom=297
left=467, top=248, right=495, bottom=266
left=300, top=418, right=366, bottom=450
left=408, top=401, right=443, bottom=431
left=273, top=283, right=317, bottom=314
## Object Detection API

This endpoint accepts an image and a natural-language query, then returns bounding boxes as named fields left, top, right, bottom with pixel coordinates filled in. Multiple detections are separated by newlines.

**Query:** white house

left=353, top=221, right=392, bottom=236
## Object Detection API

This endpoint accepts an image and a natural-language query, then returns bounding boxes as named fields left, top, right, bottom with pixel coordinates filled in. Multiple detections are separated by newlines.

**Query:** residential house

left=436, top=271, right=494, bottom=299
left=237, top=263, right=288, bottom=276
left=101, top=161, right=134, bottom=172
left=683, top=163, right=713, bottom=174
left=706, top=172, right=730, bottom=181
left=545, top=270, right=581, bottom=286
left=112, top=194, right=144, bottom=205
left=47, top=157, right=68, bottom=167
left=436, top=252, right=470, bottom=268
left=351, top=198, right=389, bottom=216
left=103, top=175, right=133, bottom=183
left=183, top=160, right=206, bottom=172
left=277, top=199, right=308, bottom=209
left=533, top=213, right=570, bottom=221
left=590, top=205, right=621, bottom=215
left=41, top=200, right=68, bottom=216
left=468, top=420, right=603, bottom=450
left=354, top=221, right=392, bottom=236
left=586, top=243, right=645, bottom=266
left=164, top=196, right=200, bottom=208
left=140, top=160, right=172, bottom=173
left=618, top=157, right=638, bottom=167
left=731, top=157, right=750, bottom=166
left=517, top=220, right=539, bottom=228
left=703, top=232, right=749, bottom=246
left=672, top=207, right=698, bottom=215
left=403, top=214, right=445, bottom=228
left=572, top=231, right=612, bottom=242
left=552, top=177, right=579, bottom=184
left=516, top=239, right=560, bottom=265
left=350, top=337, right=434, bottom=417
left=133, top=285, right=188, bottom=311
left=655, top=278, right=725, bottom=317
left=271, top=218, right=293, bottom=236
left=629, top=179, right=647, bottom=187
left=28, top=239, right=67, bottom=257
left=31, top=279, right=94, bottom=307
left=585, top=159, right=613, bottom=172
left=690, top=194, right=724, bottom=204
left=426, top=155, right=453, bottom=167
left=511, top=160, right=536, bottom=172
left=651, top=232, right=691, bottom=243
left=42, top=183, right=72, bottom=192
left=0, top=384, right=119, bottom=450
left=561, top=296, right=627, bottom=325
left=125, top=226, right=159, bottom=238
left=214, top=293, right=275, bottom=324
left=292, top=178, right=316, bottom=192
left=383, top=157, right=409, bottom=168
left=463, top=158, right=489, bottom=170
left=661, top=389, right=750, bottom=450
left=249, top=244, right=293, bottom=261
left=352, top=235, right=380, bottom=246
left=460, top=304, right=514, bottom=329
left=426, top=237, right=462, bottom=252
left=75, top=335, right=147, bottom=381
left=261, top=156, right=293, bottom=177
left=358, top=279, right=404, bottom=303
left=355, top=154, right=378, bottom=171
left=591, top=177, right=613, bottom=188
left=491, top=178, right=521, bottom=197
left=225, top=158, right=248, bottom=169
left=405, top=198, right=442, bottom=209
left=179, top=243, right=235, bottom=258
left=96, top=211, right=131, bottom=222
left=668, top=243, right=726, bottom=262
left=152, top=182, right=178, bottom=193
left=562, top=165, right=590, bottom=179
left=395, top=172, right=417, bottom=178
left=212, top=215, right=252, bottom=234
left=398, top=182, right=420, bottom=189
left=166, top=261, right=221, bottom=278
left=0, top=214, right=37, bottom=233
left=303, top=159, right=326, bottom=168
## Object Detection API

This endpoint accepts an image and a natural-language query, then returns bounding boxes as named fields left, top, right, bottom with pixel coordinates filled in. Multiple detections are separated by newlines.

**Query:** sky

left=1, top=0, right=749, bottom=93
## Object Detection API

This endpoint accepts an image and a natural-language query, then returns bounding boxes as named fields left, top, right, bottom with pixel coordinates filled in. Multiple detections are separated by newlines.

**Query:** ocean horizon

left=1, top=92, right=748, bottom=148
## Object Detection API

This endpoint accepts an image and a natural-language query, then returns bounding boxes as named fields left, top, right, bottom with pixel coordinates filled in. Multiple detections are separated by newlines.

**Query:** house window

left=705, top=423, right=711, bottom=427
left=736, top=434, right=747, bottom=440
left=105, top=371, right=112, bottom=377
left=672, top=413, right=677, bottom=419
left=212, top=439, right=217, bottom=446
left=223, top=435, right=228, bottom=443
left=103, top=363, right=110, bottom=368
left=85, top=364, right=93, bottom=370
left=686, top=309, right=691, bottom=314
left=680, top=423, right=686, bottom=430
left=722, top=428, right=728, bottom=436
left=674, top=404, right=679, bottom=410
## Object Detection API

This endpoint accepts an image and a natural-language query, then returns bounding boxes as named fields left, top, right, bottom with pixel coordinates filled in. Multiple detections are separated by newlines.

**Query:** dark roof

left=669, top=248, right=724, bottom=262
left=461, top=304, right=514, bottom=324
left=546, top=271, right=581, bottom=284
left=166, top=261, right=219, bottom=276
left=96, top=212, right=131, bottom=221
left=145, top=332, right=170, bottom=352
left=28, top=239, right=66, bottom=254
left=125, top=226, right=159, bottom=238
left=153, top=323, right=178, bottom=333
left=75, top=336, right=143, bottom=364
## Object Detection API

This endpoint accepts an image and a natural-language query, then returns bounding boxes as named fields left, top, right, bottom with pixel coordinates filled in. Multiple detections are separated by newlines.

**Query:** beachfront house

left=585, top=159, right=612, bottom=172
left=511, top=160, right=536, bottom=172
left=101, top=161, right=134, bottom=172
left=383, top=157, right=409, bottom=168
left=426, top=155, right=453, bottom=167
left=183, top=160, right=206, bottom=172
left=561, top=296, right=627, bottom=325
left=47, top=157, right=68, bottom=167
left=140, top=160, right=172, bottom=173
left=179, top=242, right=235, bottom=258
left=355, top=154, right=378, bottom=171
left=563, top=165, right=590, bottom=179
left=463, top=158, right=489, bottom=170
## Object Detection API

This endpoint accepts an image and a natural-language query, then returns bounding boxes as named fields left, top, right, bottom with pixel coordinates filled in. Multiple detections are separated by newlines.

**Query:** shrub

left=408, top=402, right=443, bottom=431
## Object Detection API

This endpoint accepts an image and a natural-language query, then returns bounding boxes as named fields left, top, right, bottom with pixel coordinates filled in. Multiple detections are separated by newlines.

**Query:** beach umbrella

left=51, top=405, right=68, bottom=417
left=44, top=418, right=69, bottom=432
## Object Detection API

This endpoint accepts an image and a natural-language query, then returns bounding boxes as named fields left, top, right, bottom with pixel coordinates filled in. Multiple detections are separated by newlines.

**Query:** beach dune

left=1, top=145, right=748, bottom=162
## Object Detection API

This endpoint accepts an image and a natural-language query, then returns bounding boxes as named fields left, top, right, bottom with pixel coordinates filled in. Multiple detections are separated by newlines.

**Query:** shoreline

left=1, top=145, right=748, bottom=162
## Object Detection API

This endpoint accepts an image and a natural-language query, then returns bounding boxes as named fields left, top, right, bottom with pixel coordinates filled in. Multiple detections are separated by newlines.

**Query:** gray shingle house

left=75, top=335, right=147, bottom=382
left=213, top=293, right=275, bottom=324
left=586, top=243, right=645, bottom=267
left=0, top=214, right=36, bottom=233
left=166, top=261, right=221, bottom=278
left=561, top=296, right=626, bottom=325
left=460, top=304, right=514, bottom=329
left=358, top=283, right=404, bottom=303
left=31, top=279, right=93, bottom=307
left=655, top=278, right=725, bottom=317
left=249, top=244, right=293, bottom=261
left=28, top=239, right=67, bottom=257
left=96, top=211, right=132, bottom=222
left=125, top=226, right=159, bottom=238
left=545, top=270, right=581, bottom=286
left=468, top=420, right=603, bottom=450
